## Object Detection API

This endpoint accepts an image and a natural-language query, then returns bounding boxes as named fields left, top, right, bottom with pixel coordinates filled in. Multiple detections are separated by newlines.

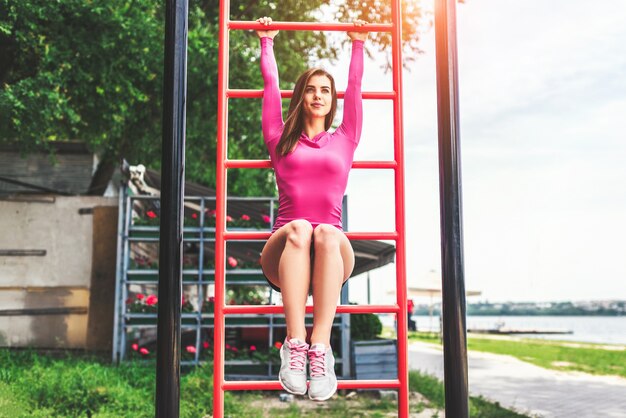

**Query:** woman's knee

left=285, top=219, right=313, bottom=249
left=313, top=224, right=341, bottom=252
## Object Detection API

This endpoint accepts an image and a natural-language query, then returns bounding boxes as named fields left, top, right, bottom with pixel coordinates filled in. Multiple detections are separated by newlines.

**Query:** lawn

left=404, top=329, right=626, bottom=378
left=0, top=349, right=529, bottom=417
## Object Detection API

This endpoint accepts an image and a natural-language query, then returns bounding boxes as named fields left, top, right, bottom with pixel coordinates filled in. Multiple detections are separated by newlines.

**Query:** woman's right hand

left=256, top=17, right=279, bottom=39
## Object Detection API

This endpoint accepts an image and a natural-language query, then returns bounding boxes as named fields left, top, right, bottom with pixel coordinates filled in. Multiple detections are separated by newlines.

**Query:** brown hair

left=277, top=68, right=337, bottom=156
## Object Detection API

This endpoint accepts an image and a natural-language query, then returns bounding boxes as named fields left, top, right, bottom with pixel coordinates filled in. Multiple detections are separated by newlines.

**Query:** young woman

left=256, top=16, right=367, bottom=401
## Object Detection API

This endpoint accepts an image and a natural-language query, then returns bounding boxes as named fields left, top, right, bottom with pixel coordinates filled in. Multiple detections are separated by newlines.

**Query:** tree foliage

left=0, top=0, right=426, bottom=196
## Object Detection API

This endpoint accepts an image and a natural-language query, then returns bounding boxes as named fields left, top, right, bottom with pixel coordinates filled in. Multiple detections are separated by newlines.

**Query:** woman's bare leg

left=260, top=219, right=313, bottom=342
left=309, top=224, right=355, bottom=347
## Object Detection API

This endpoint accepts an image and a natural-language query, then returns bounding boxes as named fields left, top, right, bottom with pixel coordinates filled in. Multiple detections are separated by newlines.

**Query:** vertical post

left=434, top=0, right=469, bottom=416
left=112, top=184, right=126, bottom=363
left=390, top=0, right=409, bottom=415
left=214, top=0, right=230, bottom=416
left=340, top=195, right=351, bottom=378
left=156, top=0, right=189, bottom=416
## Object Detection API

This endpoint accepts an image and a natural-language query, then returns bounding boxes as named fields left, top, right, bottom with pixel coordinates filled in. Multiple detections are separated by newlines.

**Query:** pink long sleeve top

left=260, top=37, right=364, bottom=233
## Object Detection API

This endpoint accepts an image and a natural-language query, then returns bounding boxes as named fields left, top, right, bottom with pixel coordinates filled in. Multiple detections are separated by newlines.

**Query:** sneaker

left=307, top=343, right=337, bottom=401
left=278, top=338, right=309, bottom=395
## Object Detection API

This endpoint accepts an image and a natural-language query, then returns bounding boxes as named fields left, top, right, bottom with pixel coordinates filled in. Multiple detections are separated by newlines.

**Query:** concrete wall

left=0, top=196, right=117, bottom=349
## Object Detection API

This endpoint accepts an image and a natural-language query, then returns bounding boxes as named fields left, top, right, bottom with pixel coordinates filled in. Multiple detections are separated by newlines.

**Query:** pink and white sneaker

left=307, top=343, right=337, bottom=401
left=278, top=338, right=309, bottom=395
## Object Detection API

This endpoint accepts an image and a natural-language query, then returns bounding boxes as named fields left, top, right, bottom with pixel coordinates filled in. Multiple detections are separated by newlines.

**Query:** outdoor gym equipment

left=155, top=0, right=468, bottom=417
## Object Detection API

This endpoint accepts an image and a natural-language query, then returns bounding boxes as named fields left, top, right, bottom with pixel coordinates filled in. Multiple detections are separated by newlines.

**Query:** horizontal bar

left=129, top=195, right=277, bottom=202
left=224, top=231, right=398, bottom=241
left=223, top=304, right=399, bottom=314
left=352, top=161, right=397, bottom=169
left=225, top=160, right=397, bottom=170
left=229, top=21, right=393, bottom=33
left=223, top=379, right=400, bottom=391
left=0, top=307, right=88, bottom=316
left=227, top=89, right=395, bottom=100
left=0, top=249, right=46, bottom=257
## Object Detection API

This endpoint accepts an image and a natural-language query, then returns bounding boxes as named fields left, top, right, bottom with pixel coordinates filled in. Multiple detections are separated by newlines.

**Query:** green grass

left=405, top=330, right=626, bottom=378
left=0, top=349, right=246, bottom=418
left=0, top=349, right=529, bottom=417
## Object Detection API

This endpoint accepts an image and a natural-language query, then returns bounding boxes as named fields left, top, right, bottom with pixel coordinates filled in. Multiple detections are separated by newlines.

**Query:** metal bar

left=224, top=159, right=397, bottom=169
left=434, top=0, right=469, bottom=416
left=119, top=188, right=133, bottom=362
left=0, top=307, right=88, bottom=316
left=390, top=0, right=410, bottom=415
left=223, top=231, right=398, bottom=241
left=229, top=21, right=393, bottom=32
left=156, top=0, right=189, bottom=416
left=213, top=0, right=229, bottom=416
left=223, top=379, right=400, bottom=390
left=227, top=89, right=395, bottom=100
left=223, top=304, right=399, bottom=315
left=195, top=197, right=206, bottom=365
left=0, top=249, right=46, bottom=256
left=340, top=195, right=351, bottom=379
left=111, top=184, right=125, bottom=363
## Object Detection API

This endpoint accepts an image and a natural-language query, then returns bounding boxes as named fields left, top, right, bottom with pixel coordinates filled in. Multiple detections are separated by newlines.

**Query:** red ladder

left=214, top=2, right=409, bottom=416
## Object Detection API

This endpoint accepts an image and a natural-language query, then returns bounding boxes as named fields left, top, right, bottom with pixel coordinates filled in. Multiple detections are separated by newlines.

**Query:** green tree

left=0, top=0, right=426, bottom=196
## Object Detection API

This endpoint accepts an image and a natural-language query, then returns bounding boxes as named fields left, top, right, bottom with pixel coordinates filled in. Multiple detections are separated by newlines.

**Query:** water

left=381, top=314, right=626, bottom=345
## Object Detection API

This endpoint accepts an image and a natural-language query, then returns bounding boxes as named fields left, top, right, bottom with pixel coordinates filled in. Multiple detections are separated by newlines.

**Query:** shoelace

left=308, top=348, right=326, bottom=377
left=287, top=340, right=308, bottom=372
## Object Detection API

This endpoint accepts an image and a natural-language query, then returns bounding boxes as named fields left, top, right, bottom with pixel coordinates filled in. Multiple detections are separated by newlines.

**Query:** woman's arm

left=337, top=20, right=367, bottom=146
left=257, top=17, right=283, bottom=144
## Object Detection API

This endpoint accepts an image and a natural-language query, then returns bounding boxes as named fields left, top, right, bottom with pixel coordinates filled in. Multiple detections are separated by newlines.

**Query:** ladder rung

left=228, top=21, right=393, bottom=33
left=223, top=231, right=398, bottom=241
left=225, top=160, right=396, bottom=170
left=227, top=89, right=395, bottom=100
left=223, top=379, right=400, bottom=391
left=222, top=304, right=399, bottom=315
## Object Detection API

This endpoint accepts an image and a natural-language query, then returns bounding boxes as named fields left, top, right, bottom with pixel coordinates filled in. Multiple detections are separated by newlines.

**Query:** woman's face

left=302, top=74, right=332, bottom=119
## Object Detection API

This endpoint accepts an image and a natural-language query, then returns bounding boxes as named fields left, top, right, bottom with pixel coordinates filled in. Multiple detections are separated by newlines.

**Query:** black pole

left=434, top=0, right=469, bottom=416
left=156, top=0, right=188, bottom=416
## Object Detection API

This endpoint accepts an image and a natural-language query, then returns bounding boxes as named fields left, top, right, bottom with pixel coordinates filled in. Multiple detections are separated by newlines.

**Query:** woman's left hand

left=347, top=19, right=368, bottom=42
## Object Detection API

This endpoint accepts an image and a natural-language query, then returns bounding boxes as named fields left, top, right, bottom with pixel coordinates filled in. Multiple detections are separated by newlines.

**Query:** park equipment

left=155, top=0, right=468, bottom=417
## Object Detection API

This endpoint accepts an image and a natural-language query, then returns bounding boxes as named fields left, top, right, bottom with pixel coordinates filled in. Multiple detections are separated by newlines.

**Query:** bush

left=350, top=313, right=383, bottom=341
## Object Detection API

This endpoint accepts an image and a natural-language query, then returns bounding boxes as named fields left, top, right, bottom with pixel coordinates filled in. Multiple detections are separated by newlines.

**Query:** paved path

left=408, top=341, right=626, bottom=418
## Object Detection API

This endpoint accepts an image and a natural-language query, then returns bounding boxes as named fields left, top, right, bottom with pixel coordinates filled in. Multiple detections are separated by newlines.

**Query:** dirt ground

left=244, top=390, right=444, bottom=417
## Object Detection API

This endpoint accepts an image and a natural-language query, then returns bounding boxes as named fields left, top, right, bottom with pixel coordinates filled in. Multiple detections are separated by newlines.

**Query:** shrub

left=350, top=313, right=383, bottom=341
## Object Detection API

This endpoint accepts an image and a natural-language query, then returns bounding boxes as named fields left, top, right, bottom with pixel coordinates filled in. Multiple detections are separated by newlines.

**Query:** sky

left=322, top=0, right=626, bottom=304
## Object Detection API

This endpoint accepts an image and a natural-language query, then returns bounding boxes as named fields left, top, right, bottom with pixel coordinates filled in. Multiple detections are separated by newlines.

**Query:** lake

left=382, top=315, right=626, bottom=345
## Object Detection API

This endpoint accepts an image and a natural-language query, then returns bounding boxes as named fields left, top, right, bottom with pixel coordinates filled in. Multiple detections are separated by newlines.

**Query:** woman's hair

left=276, top=68, right=337, bottom=156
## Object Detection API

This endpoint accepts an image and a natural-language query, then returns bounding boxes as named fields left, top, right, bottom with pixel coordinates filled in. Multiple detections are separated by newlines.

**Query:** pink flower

left=225, top=343, right=231, bottom=349
left=226, top=215, right=233, bottom=222
left=274, top=341, right=282, bottom=349
left=227, top=257, right=238, bottom=268
left=146, top=210, right=157, bottom=219
left=203, top=341, right=210, bottom=349
left=191, top=213, right=198, bottom=219
left=241, top=214, right=250, bottom=221
left=139, top=347, right=149, bottom=355
left=262, top=215, right=271, bottom=223
left=136, top=293, right=145, bottom=300
left=231, top=347, right=238, bottom=353
left=209, top=296, right=215, bottom=302
left=186, top=345, right=196, bottom=354
left=146, top=295, right=158, bottom=306
left=250, top=345, right=257, bottom=351
left=132, top=343, right=139, bottom=351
